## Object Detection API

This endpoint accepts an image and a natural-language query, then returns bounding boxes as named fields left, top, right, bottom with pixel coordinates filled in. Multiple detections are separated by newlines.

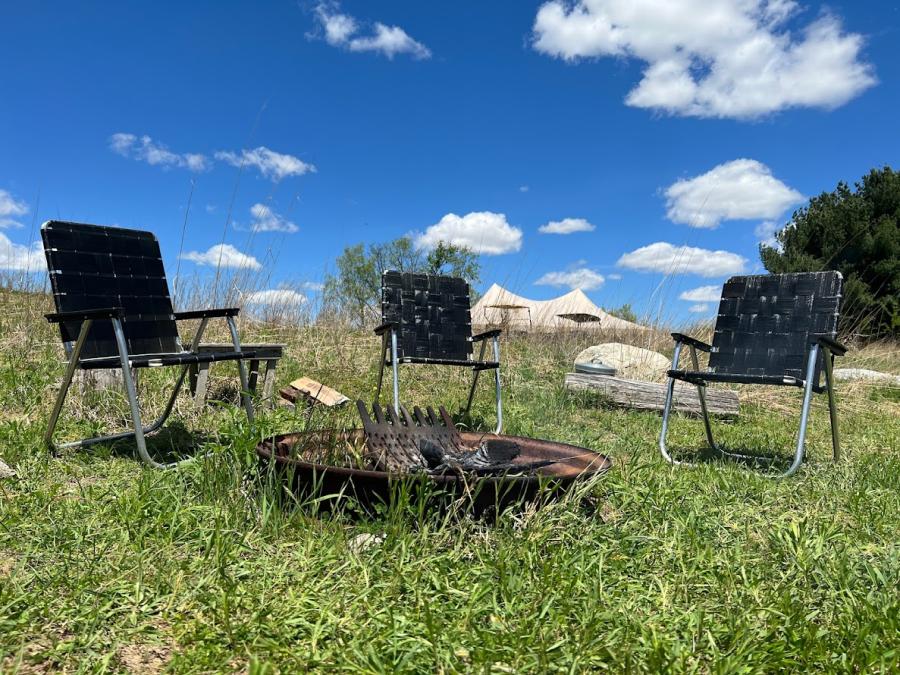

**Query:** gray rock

left=833, top=368, right=900, bottom=386
left=575, top=342, right=671, bottom=382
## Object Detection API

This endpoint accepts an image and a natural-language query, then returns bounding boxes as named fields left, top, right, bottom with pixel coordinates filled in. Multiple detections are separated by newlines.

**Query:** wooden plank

left=564, top=373, right=739, bottom=417
left=282, top=377, right=350, bottom=408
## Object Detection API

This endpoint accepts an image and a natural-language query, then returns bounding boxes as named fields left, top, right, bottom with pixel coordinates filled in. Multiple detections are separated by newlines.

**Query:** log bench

left=189, top=343, right=285, bottom=408
left=564, top=372, right=740, bottom=416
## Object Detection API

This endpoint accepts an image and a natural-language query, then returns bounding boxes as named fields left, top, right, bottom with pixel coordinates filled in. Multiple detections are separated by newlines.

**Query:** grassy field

left=1, top=290, right=898, bottom=673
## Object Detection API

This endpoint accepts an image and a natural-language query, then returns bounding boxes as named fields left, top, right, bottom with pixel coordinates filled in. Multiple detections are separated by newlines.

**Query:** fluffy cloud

left=0, top=189, right=28, bottom=229
left=0, top=233, right=45, bottom=271
left=313, top=2, right=431, bottom=59
left=688, top=303, right=711, bottom=313
left=181, top=244, right=261, bottom=270
left=608, top=273, right=622, bottom=280
left=535, top=267, right=605, bottom=290
left=245, top=289, right=306, bottom=306
left=617, top=242, right=746, bottom=277
left=665, top=159, right=803, bottom=228
left=755, top=220, right=781, bottom=247
left=679, top=285, right=721, bottom=302
left=247, top=203, right=298, bottom=233
left=532, top=0, right=876, bottom=119
left=215, top=147, right=316, bottom=181
left=538, top=217, right=596, bottom=235
left=302, top=281, right=325, bottom=292
left=109, top=133, right=208, bottom=171
left=415, top=212, right=523, bottom=255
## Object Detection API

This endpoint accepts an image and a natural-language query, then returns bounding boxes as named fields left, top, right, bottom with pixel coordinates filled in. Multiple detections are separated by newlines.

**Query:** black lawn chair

left=659, top=271, right=846, bottom=478
left=374, top=271, right=503, bottom=433
left=41, top=220, right=256, bottom=469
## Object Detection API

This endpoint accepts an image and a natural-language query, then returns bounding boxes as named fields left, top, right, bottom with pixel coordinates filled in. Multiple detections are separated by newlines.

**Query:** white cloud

left=247, top=203, right=298, bottom=233
left=0, top=233, right=44, bottom=271
left=181, top=244, right=261, bottom=270
left=608, top=273, right=622, bottom=280
left=688, top=303, right=711, bottom=313
left=679, top=285, right=721, bottom=302
left=215, top=146, right=316, bottom=181
left=665, top=159, right=803, bottom=228
left=415, top=212, right=523, bottom=255
left=617, top=241, right=746, bottom=277
left=535, top=267, right=605, bottom=290
left=532, top=0, right=876, bottom=119
left=0, top=189, right=28, bottom=229
left=538, top=217, right=596, bottom=235
left=109, top=133, right=209, bottom=171
left=755, top=220, right=781, bottom=247
left=519, top=185, right=529, bottom=193
left=302, top=281, right=325, bottom=292
left=245, top=289, right=307, bottom=307
left=313, top=2, right=431, bottom=59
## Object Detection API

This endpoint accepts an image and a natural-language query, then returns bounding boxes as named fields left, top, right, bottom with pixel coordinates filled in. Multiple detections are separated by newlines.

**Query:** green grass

left=1, top=295, right=899, bottom=672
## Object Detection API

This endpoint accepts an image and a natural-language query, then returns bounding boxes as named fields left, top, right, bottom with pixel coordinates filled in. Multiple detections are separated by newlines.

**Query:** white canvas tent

left=471, top=284, right=647, bottom=332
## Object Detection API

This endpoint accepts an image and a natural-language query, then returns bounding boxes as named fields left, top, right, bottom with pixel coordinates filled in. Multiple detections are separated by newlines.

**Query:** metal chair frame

left=374, top=323, right=503, bottom=434
left=41, top=221, right=255, bottom=469
left=659, top=272, right=845, bottom=478
left=373, top=271, right=503, bottom=433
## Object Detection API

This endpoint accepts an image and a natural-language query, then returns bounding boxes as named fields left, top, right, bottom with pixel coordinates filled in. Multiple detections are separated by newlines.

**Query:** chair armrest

left=815, top=335, right=848, bottom=357
left=472, top=328, right=502, bottom=342
left=45, top=307, right=123, bottom=324
left=174, top=307, right=240, bottom=320
left=374, top=321, right=398, bottom=336
left=671, top=333, right=712, bottom=352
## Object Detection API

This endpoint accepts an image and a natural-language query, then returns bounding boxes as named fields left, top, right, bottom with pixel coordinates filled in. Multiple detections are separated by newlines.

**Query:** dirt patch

left=0, top=551, right=16, bottom=577
left=1, top=639, right=58, bottom=675
left=118, top=642, right=172, bottom=674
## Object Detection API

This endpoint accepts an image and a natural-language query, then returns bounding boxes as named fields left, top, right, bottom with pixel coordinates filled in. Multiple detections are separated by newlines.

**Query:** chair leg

left=781, top=346, right=820, bottom=478
left=390, top=330, right=401, bottom=413
left=227, top=316, right=254, bottom=424
left=464, top=339, right=488, bottom=415
left=822, top=347, right=840, bottom=461
left=375, top=333, right=388, bottom=403
left=688, top=345, right=720, bottom=453
left=44, top=319, right=93, bottom=450
left=492, top=336, right=503, bottom=434
left=659, top=342, right=683, bottom=465
left=67, top=365, right=188, bottom=453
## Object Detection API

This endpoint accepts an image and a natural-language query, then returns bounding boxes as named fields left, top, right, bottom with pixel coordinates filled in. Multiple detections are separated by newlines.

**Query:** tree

left=323, top=237, right=481, bottom=327
left=760, top=167, right=900, bottom=337
left=607, top=302, right=637, bottom=323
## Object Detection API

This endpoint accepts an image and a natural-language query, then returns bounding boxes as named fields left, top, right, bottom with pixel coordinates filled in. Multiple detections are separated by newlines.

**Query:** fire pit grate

left=257, top=401, right=612, bottom=514
left=357, top=401, right=555, bottom=477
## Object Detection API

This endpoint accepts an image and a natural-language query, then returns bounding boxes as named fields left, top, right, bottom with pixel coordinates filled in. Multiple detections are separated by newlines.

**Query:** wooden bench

left=189, top=343, right=285, bottom=408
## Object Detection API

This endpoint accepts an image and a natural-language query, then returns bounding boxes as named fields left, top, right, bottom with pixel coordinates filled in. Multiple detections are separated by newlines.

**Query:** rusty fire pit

left=256, top=403, right=611, bottom=514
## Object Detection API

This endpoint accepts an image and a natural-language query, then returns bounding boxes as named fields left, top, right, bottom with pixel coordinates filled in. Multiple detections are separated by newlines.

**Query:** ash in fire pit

left=357, top=401, right=555, bottom=477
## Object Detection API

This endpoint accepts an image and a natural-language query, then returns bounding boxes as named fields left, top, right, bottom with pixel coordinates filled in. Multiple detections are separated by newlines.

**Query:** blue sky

left=1, top=0, right=898, bottom=321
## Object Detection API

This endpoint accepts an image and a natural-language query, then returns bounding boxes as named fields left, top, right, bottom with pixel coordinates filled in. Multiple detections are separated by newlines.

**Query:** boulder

left=833, top=368, right=900, bottom=386
left=575, top=342, right=671, bottom=382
